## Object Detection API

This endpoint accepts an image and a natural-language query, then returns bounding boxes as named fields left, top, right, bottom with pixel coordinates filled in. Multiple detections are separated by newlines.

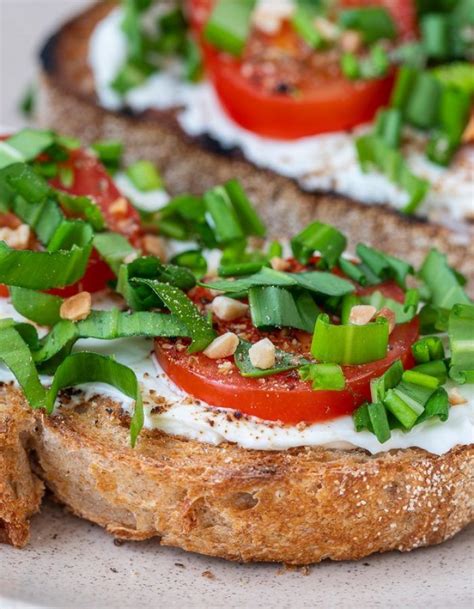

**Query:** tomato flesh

left=155, top=281, right=419, bottom=424
left=188, top=0, right=416, bottom=139
left=0, top=140, right=142, bottom=297
left=48, top=149, right=142, bottom=296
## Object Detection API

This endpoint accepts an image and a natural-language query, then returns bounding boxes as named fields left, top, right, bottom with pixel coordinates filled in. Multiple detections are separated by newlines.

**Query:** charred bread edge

left=28, top=393, right=474, bottom=563
left=36, top=2, right=474, bottom=290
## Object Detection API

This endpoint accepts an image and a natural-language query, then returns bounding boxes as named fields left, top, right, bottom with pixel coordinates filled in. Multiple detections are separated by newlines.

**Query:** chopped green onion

left=184, top=37, right=203, bottom=82
left=355, top=134, right=430, bottom=214
left=204, top=0, right=256, bottom=56
left=170, top=250, right=208, bottom=279
left=338, top=257, right=368, bottom=286
left=353, top=403, right=372, bottom=433
left=10, top=288, right=62, bottom=326
left=91, top=139, right=124, bottom=173
left=93, top=232, right=137, bottom=275
left=292, top=8, right=323, bottom=48
left=412, top=336, right=445, bottom=363
left=370, top=359, right=403, bottom=403
left=421, top=14, right=450, bottom=59
left=392, top=380, right=434, bottom=416
left=341, top=53, right=361, bottom=80
left=57, top=192, right=105, bottom=231
left=402, top=369, right=441, bottom=389
left=432, top=62, right=474, bottom=95
left=203, top=266, right=354, bottom=298
left=126, top=160, right=162, bottom=192
left=339, top=7, right=396, bottom=44
left=111, top=60, right=154, bottom=95
left=356, top=243, right=413, bottom=288
left=375, top=108, right=402, bottom=149
left=311, top=314, right=389, bottom=365
left=131, top=279, right=215, bottom=352
left=341, top=293, right=360, bottom=325
left=417, top=387, right=449, bottom=424
left=0, top=129, right=55, bottom=170
left=419, top=249, right=471, bottom=310
left=0, top=324, right=47, bottom=409
left=0, top=224, right=93, bottom=290
left=367, top=402, right=391, bottom=443
left=249, top=286, right=319, bottom=333
left=383, top=389, right=419, bottom=429
left=204, top=186, right=245, bottom=244
left=235, top=340, right=308, bottom=378
left=218, top=261, right=264, bottom=277
left=291, top=221, right=347, bottom=268
left=224, top=179, right=266, bottom=238
left=448, top=303, right=474, bottom=384
left=412, top=360, right=448, bottom=384
left=299, top=363, right=346, bottom=391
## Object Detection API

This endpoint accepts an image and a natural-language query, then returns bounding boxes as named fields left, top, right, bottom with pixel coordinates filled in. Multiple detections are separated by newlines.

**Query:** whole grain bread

left=2, top=385, right=473, bottom=563
left=36, top=2, right=474, bottom=292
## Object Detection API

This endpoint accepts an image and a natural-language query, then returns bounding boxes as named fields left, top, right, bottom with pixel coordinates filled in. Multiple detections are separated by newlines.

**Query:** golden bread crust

left=1, top=383, right=470, bottom=564
left=36, top=2, right=474, bottom=292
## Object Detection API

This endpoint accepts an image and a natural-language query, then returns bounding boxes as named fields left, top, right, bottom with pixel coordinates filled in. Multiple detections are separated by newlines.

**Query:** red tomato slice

left=187, top=0, right=413, bottom=139
left=155, top=282, right=419, bottom=424
left=48, top=149, right=142, bottom=296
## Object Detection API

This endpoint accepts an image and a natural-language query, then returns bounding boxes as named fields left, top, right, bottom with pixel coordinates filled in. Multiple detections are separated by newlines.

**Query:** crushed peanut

left=375, top=307, right=396, bottom=334
left=339, top=30, right=363, bottom=53
left=142, top=235, right=167, bottom=261
left=349, top=305, right=377, bottom=326
left=203, top=332, right=239, bottom=360
left=0, top=224, right=31, bottom=250
left=60, top=291, right=92, bottom=322
left=249, top=338, right=276, bottom=370
left=109, top=197, right=129, bottom=216
left=448, top=388, right=468, bottom=406
left=212, top=296, right=249, bottom=322
left=270, top=257, right=291, bottom=272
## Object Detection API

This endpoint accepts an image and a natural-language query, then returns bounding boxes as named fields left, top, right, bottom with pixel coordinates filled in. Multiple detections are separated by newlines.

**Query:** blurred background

left=0, top=0, right=93, bottom=128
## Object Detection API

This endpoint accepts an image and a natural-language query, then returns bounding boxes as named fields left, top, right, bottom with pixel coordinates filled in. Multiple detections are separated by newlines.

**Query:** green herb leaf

left=235, top=339, right=308, bottom=378
left=132, top=279, right=215, bottom=352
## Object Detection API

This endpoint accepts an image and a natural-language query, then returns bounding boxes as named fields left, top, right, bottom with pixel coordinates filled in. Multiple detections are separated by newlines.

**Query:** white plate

left=1, top=501, right=472, bottom=609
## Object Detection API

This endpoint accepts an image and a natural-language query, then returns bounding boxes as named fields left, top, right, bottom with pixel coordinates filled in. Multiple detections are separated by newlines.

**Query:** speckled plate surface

left=1, top=501, right=472, bottom=609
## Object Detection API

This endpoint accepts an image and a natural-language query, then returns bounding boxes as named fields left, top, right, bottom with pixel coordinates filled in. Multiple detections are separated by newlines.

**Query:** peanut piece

left=212, top=296, right=249, bottom=322
left=249, top=338, right=276, bottom=370
left=142, top=235, right=167, bottom=261
left=349, top=305, right=377, bottom=326
left=203, top=332, right=239, bottom=360
left=60, top=292, right=92, bottom=322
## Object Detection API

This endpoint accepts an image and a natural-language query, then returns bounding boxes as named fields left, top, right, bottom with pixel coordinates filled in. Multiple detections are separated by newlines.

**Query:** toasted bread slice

left=2, top=384, right=473, bottom=563
left=0, top=387, right=44, bottom=547
left=36, top=2, right=474, bottom=290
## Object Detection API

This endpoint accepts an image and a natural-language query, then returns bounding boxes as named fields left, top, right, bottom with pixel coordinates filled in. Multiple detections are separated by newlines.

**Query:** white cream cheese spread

left=89, top=7, right=474, bottom=228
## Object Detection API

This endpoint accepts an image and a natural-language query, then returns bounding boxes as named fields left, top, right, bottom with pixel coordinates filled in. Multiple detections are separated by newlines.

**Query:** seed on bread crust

left=60, top=292, right=91, bottom=321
